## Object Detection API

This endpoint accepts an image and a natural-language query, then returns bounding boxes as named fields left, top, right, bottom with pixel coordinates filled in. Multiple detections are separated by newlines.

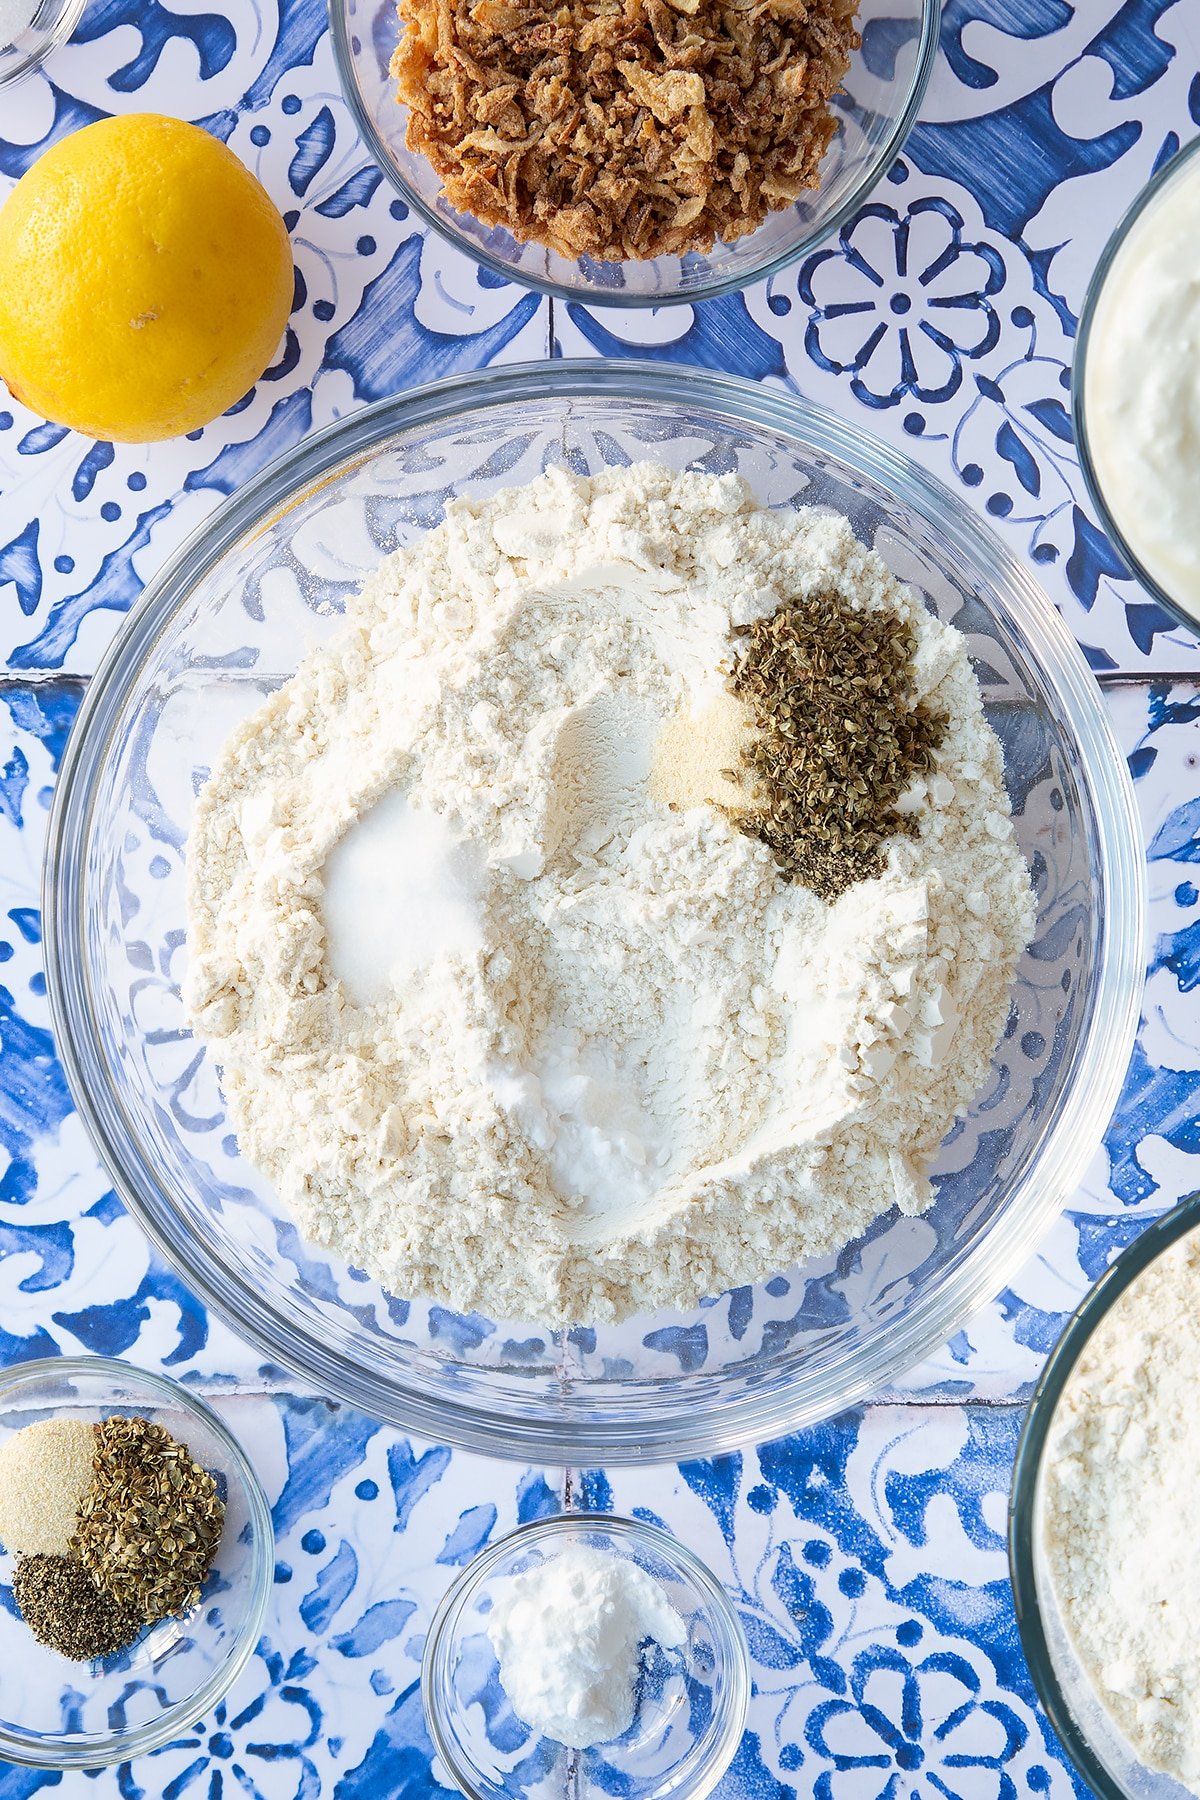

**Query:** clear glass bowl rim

left=1072, top=131, right=1200, bottom=638
left=325, top=0, right=941, bottom=307
left=0, top=1354, right=274, bottom=1770
left=42, top=358, right=1147, bottom=1463
left=1007, top=1191, right=1200, bottom=1800
left=420, top=1511, right=752, bottom=1800
left=0, top=0, right=88, bottom=89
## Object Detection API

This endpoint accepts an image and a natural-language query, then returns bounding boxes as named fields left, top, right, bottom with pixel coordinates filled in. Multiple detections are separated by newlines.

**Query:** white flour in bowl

left=1042, top=1231, right=1200, bottom=1790
left=184, top=462, right=1034, bottom=1324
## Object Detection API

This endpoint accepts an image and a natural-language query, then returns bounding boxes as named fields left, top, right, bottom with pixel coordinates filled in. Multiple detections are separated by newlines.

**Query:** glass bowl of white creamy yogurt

left=422, top=1513, right=750, bottom=1800
left=1074, top=134, right=1200, bottom=635
left=43, top=360, right=1145, bottom=1462
left=1009, top=1192, right=1200, bottom=1800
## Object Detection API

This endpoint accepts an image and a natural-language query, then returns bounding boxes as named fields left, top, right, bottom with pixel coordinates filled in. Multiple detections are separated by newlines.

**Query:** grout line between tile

left=3, top=668, right=1193, bottom=696
left=0, top=671, right=89, bottom=689
left=1096, top=669, right=1200, bottom=686
left=137, top=1381, right=1032, bottom=1419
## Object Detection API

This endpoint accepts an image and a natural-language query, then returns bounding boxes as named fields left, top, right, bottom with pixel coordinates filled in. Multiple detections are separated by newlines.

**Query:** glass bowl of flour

left=43, top=361, right=1144, bottom=1462
left=1010, top=1194, right=1200, bottom=1800
left=422, top=1513, right=749, bottom=1800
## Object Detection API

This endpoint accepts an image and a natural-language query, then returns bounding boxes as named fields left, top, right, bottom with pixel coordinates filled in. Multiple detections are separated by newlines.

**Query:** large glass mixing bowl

left=44, top=362, right=1145, bottom=1463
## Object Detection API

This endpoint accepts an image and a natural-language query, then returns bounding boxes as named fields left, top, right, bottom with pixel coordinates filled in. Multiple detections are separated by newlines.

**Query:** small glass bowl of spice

left=0, top=1356, right=272, bottom=1768
left=423, top=1513, right=750, bottom=1800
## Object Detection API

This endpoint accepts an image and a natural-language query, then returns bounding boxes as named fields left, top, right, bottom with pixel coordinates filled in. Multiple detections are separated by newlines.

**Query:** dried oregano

left=725, top=590, right=947, bottom=900
left=72, top=1416, right=224, bottom=1623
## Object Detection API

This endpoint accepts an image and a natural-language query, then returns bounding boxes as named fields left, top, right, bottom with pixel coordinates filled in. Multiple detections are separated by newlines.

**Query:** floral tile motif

left=554, top=0, right=1200, bottom=674
left=1, top=4, right=1199, bottom=674
left=0, top=1391, right=562, bottom=1800
left=0, top=13, right=550, bottom=675
left=797, top=197, right=1007, bottom=411
left=3, top=1, right=1200, bottom=1793
left=0, top=1398, right=1082, bottom=1800
left=577, top=1409, right=1079, bottom=1800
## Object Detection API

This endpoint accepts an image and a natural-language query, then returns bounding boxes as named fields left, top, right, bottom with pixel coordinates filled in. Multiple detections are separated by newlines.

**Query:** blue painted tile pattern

left=3, top=1, right=1200, bottom=1795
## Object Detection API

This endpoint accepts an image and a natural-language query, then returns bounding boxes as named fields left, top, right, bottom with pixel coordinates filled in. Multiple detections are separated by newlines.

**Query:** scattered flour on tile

left=1042, top=1231, right=1200, bottom=1791
left=183, top=462, right=1034, bottom=1324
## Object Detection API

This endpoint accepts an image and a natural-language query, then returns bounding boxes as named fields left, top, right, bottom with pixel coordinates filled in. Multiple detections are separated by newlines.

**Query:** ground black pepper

left=12, top=1553, right=140, bottom=1662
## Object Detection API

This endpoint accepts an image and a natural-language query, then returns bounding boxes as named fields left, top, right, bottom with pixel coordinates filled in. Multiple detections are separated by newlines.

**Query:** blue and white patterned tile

left=0, top=11, right=549, bottom=676
left=0, top=1394, right=1084, bottom=1800
left=0, top=679, right=270, bottom=1383
left=554, top=0, right=1200, bottom=674
left=3, top=5, right=1200, bottom=674
left=899, top=678, right=1200, bottom=1399
left=4, top=0, right=1200, bottom=1793
left=578, top=1411, right=1080, bottom=1800
left=0, top=1390, right=562, bottom=1800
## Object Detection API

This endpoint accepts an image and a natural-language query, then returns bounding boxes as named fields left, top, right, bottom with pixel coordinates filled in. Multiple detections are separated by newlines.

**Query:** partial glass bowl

left=43, top=360, right=1145, bottom=1464
left=423, top=1514, right=750, bottom=1800
left=0, top=0, right=85, bottom=88
left=329, top=0, right=939, bottom=305
left=1073, top=133, right=1200, bottom=636
left=0, top=1357, right=272, bottom=1769
left=1009, top=1195, right=1200, bottom=1800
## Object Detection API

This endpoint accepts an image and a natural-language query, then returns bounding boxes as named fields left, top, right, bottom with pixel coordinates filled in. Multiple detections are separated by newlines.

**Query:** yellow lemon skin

left=0, top=114, right=293, bottom=443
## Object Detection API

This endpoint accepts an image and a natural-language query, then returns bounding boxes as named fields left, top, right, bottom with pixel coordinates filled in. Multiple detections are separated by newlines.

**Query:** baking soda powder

left=486, top=1544, right=686, bottom=1747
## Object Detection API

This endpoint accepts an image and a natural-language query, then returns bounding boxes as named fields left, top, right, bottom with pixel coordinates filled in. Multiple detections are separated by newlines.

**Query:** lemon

left=0, top=114, right=293, bottom=443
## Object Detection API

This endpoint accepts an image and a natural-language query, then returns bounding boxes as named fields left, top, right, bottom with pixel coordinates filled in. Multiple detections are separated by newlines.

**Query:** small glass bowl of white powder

left=422, top=1514, right=749, bottom=1800
left=1010, top=1193, right=1200, bottom=1800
